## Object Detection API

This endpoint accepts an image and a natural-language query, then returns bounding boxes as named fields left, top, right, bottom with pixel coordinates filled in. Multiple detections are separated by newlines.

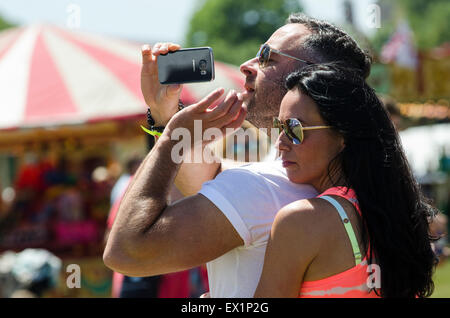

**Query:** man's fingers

left=142, top=42, right=181, bottom=66
left=165, top=84, right=183, bottom=98
left=141, top=44, right=153, bottom=64
left=209, top=95, right=244, bottom=128
left=142, top=44, right=152, bottom=54
left=153, top=43, right=163, bottom=50
left=226, top=105, right=247, bottom=130
left=227, top=94, right=245, bottom=122
left=168, top=43, right=181, bottom=52
left=220, top=105, right=248, bottom=135
left=152, top=42, right=181, bottom=56
left=141, top=44, right=159, bottom=79
left=206, top=90, right=238, bottom=120
left=194, top=88, right=225, bottom=112
left=152, top=43, right=163, bottom=56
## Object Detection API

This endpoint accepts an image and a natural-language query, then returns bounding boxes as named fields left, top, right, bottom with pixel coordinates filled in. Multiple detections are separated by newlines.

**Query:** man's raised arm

left=103, top=89, right=246, bottom=276
left=141, top=43, right=244, bottom=196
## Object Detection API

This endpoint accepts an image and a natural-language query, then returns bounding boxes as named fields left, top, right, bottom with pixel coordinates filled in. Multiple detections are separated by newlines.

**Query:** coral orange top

left=299, top=187, right=380, bottom=298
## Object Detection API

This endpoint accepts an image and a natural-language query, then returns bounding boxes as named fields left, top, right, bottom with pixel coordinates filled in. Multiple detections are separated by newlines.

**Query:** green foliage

left=431, top=260, right=450, bottom=298
left=367, top=63, right=390, bottom=95
left=369, top=22, right=396, bottom=55
left=408, top=1, right=450, bottom=49
left=371, top=0, right=450, bottom=52
left=0, top=14, right=14, bottom=31
left=185, top=0, right=303, bottom=65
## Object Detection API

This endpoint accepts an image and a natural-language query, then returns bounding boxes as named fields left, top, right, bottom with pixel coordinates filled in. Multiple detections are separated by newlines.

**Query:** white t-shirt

left=198, top=159, right=318, bottom=297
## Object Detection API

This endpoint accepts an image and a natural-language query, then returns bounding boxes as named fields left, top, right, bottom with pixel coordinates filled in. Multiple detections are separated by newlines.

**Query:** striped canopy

left=0, top=25, right=244, bottom=131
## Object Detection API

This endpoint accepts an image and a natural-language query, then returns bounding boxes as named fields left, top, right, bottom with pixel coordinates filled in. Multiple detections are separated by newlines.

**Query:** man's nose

left=240, top=57, right=258, bottom=77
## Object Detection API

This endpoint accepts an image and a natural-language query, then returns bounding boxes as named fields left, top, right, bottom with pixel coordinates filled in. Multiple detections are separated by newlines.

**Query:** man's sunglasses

left=257, top=43, right=313, bottom=68
left=273, top=117, right=331, bottom=145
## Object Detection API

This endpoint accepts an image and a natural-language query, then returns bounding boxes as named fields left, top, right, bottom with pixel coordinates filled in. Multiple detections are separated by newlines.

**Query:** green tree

left=371, top=0, right=450, bottom=52
left=0, top=13, right=14, bottom=31
left=185, top=0, right=303, bottom=65
left=407, top=0, right=450, bottom=49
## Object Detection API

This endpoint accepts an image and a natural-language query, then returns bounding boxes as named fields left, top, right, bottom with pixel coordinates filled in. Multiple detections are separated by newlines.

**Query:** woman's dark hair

left=285, top=63, right=438, bottom=298
left=286, top=13, right=372, bottom=79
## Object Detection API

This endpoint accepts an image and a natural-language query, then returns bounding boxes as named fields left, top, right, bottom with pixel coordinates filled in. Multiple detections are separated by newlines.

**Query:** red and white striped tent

left=0, top=25, right=244, bottom=131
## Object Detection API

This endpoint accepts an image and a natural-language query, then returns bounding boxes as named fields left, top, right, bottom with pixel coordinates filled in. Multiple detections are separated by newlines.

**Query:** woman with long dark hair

left=254, top=63, right=438, bottom=298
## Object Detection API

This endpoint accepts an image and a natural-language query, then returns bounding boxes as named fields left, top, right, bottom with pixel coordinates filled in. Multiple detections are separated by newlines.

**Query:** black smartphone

left=157, top=47, right=215, bottom=84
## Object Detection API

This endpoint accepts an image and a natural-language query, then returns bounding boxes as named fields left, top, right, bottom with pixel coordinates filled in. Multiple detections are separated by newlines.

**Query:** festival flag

left=381, top=21, right=418, bottom=69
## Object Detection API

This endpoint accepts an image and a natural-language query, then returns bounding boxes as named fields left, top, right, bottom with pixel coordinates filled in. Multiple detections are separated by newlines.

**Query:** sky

left=0, top=0, right=378, bottom=44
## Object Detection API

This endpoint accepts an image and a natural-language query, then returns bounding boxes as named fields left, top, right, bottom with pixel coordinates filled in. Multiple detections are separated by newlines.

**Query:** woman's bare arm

left=254, top=200, right=320, bottom=297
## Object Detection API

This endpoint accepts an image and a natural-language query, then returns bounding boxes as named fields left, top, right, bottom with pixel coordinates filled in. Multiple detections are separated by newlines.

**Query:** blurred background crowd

left=0, top=0, right=448, bottom=298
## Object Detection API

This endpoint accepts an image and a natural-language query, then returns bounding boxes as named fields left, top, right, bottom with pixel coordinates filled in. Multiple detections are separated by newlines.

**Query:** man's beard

left=245, top=83, right=287, bottom=131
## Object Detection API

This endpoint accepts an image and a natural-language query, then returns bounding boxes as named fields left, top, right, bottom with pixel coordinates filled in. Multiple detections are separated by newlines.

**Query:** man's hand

left=140, top=43, right=248, bottom=198
left=167, top=88, right=247, bottom=148
left=141, top=42, right=183, bottom=126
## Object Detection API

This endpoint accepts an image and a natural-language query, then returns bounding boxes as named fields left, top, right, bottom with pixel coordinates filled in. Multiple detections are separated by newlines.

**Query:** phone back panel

left=158, top=47, right=215, bottom=84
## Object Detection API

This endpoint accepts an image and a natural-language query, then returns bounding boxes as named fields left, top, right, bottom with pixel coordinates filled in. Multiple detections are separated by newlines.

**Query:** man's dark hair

left=286, top=13, right=372, bottom=79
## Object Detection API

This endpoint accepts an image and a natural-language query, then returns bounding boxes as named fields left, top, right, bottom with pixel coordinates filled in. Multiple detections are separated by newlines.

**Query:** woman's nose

left=276, top=131, right=291, bottom=152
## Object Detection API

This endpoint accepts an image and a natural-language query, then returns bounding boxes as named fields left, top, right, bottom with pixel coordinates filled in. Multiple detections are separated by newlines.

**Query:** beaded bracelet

left=141, top=101, right=185, bottom=137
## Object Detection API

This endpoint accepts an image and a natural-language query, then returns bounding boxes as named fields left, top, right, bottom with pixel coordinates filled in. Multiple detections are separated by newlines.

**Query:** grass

left=431, top=260, right=450, bottom=298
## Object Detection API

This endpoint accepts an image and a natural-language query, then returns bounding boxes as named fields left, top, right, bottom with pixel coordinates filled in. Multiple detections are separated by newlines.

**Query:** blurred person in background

left=0, top=249, right=61, bottom=298
left=105, top=157, right=160, bottom=298
left=105, top=158, right=208, bottom=297
left=110, top=157, right=141, bottom=207
left=429, top=212, right=449, bottom=263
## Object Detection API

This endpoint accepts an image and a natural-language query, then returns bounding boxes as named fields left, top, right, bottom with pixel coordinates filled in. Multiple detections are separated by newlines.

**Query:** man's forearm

left=174, top=145, right=221, bottom=197
left=108, top=133, right=179, bottom=254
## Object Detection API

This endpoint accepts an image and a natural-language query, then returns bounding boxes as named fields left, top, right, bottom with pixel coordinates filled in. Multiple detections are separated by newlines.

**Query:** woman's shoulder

left=273, top=196, right=362, bottom=255
left=272, top=198, right=338, bottom=252
left=275, top=197, right=338, bottom=226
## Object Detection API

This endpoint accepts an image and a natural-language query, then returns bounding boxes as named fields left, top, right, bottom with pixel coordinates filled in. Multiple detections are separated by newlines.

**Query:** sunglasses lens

left=258, top=45, right=270, bottom=67
left=274, top=118, right=304, bottom=144
left=286, top=119, right=303, bottom=144
left=273, top=117, right=282, bottom=133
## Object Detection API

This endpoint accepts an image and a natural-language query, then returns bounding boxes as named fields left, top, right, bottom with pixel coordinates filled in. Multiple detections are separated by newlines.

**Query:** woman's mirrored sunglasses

left=273, top=117, right=331, bottom=145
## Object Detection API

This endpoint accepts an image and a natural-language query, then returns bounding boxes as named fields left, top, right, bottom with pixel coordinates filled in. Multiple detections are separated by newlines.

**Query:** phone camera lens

left=199, top=60, right=207, bottom=71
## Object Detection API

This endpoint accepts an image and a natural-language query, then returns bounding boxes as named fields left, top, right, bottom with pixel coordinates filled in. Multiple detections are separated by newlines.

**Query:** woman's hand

left=166, top=88, right=247, bottom=148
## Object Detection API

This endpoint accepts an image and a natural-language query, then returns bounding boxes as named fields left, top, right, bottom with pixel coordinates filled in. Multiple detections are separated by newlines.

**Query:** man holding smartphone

left=104, top=13, right=372, bottom=297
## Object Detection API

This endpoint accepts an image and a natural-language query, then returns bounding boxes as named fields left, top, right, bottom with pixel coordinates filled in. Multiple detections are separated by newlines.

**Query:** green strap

left=140, top=125, right=162, bottom=137
left=320, top=195, right=362, bottom=265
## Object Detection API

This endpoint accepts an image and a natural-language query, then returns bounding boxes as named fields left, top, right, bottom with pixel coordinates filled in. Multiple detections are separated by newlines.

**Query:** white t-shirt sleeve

left=198, top=167, right=278, bottom=247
